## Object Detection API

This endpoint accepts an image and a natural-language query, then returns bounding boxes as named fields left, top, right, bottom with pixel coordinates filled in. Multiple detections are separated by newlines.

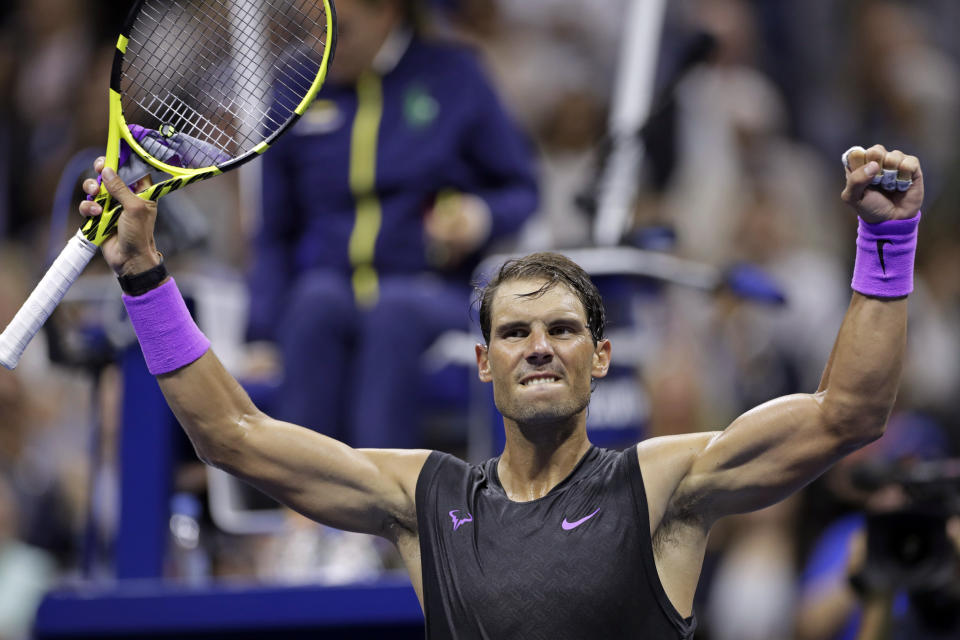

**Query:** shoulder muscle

left=636, top=432, right=718, bottom=533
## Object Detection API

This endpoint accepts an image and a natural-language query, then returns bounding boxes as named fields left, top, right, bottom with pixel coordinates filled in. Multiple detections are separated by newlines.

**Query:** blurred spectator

left=0, top=474, right=56, bottom=640
left=519, top=89, right=607, bottom=250
left=899, top=239, right=960, bottom=449
left=849, top=1, right=960, bottom=190
left=664, top=0, right=831, bottom=264
left=0, top=244, right=102, bottom=577
left=444, top=0, right=626, bottom=250
left=449, top=0, right=624, bottom=133
left=795, top=413, right=960, bottom=640
left=256, top=510, right=387, bottom=586
left=7, top=0, right=96, bottom=241
left=0, top=19, right=15, bottom=240
left=705, top=500, right=799, bottom=640
left=728, top=187, right=848, bottom=397
left=245, top=0, right=537, bottom=448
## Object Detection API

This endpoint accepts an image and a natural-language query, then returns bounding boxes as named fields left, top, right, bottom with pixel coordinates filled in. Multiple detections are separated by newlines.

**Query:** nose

left=524, top=326, right=554, bottom=367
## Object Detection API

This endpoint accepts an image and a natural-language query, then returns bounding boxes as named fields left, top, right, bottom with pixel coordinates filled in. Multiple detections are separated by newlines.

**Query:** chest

left=437, top=485, right=645, bottom=614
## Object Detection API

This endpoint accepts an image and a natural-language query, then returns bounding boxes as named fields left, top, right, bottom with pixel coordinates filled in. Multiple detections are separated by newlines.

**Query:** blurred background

left=1, top=0, right=959, bottom=638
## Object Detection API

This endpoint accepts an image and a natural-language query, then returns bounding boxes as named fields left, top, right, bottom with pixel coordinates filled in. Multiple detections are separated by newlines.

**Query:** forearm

left=156, top=349, right=260, bottom=468
left=817, top=293, right=907, bottom=438
left=819, top=145, right=920, bottom=435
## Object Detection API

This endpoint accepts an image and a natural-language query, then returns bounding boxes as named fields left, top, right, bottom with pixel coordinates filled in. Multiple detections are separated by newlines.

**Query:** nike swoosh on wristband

left=876, top=239, right=893, bottom=274
left=562, top=508, right=600, bottom=530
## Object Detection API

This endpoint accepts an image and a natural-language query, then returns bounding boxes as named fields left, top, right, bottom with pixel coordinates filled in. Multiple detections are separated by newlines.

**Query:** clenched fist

left=841, top=144, right=923, bottom=224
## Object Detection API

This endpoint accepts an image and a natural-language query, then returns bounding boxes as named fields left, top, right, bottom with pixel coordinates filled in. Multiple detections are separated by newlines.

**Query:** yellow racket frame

left=83, top=0, right=337, bottom=246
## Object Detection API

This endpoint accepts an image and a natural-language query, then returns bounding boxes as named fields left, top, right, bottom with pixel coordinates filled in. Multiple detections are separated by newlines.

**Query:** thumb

left=100, top=166, right=145, bottom=212
left=841, top=161, right=880, bottom=204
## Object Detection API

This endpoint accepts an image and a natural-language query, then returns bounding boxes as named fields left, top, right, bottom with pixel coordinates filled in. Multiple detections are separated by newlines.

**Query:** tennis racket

left=0, top=0, right=337, bottom=369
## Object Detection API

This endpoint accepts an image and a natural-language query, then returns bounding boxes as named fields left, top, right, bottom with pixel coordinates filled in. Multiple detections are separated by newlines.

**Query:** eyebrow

left=493, top=318, right=587, bottom=335
left=494, top=321, right=528, bottom=336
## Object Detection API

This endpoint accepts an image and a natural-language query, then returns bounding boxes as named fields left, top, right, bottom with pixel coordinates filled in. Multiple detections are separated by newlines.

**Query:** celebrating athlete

left=79, top=142, right=921, bottom=638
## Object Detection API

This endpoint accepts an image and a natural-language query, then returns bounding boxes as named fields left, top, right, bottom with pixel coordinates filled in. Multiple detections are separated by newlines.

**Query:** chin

left=498, top=396, right=589, bottom=427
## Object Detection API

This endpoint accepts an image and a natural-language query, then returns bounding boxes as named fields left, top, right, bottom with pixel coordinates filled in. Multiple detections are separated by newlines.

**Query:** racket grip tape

left=0, top=230, right=98, bottom=369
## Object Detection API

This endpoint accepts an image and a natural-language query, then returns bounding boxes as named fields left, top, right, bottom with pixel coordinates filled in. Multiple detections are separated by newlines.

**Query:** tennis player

left=80, top=143, right=921, bottom=639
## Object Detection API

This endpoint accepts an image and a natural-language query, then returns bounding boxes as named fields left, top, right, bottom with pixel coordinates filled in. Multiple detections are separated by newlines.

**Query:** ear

left=475, top=343, right=492, bottom=382
left=592, top=339, right=611, bottom=379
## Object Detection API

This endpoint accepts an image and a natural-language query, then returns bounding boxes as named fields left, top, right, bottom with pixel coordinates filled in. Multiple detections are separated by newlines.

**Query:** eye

left=550, top=324, right=575, bottom=336
left=500, top=327, right=528, bottom=339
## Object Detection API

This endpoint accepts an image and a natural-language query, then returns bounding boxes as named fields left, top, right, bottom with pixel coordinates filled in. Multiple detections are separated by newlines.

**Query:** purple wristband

left=851, top=212, right=920, bottom=298
left=123, top=278, right=211, bottom=375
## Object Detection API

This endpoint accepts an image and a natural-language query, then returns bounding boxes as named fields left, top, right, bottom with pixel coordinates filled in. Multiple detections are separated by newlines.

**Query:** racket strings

left=121, top=0, right=330, bottom=166
left=131, top=4, right=249, bottom=133
left=130, top=1, right=288, bottom=138
left=140, top=92, right=236, bottom=150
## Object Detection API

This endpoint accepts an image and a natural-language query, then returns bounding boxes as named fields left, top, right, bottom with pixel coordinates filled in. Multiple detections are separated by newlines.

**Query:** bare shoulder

left=361, top=448, right=434, bottom=489
left=635, top=432, right=719, bottom=533
left=359, top=448, right=434, bottom=532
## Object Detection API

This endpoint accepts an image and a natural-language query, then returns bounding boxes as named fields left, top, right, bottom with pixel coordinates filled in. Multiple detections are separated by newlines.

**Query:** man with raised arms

left=79, top=143, right=921, bottom=638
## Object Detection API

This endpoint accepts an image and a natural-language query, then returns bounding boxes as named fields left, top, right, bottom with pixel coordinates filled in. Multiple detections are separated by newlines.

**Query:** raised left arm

left=668, top=145, right=921, bottom=525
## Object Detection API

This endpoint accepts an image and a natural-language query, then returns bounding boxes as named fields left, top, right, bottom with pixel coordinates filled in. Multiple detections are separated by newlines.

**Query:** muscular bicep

left=159, top=351, right=429, bottom=540
left=673, top=392, right=860, bottom=524
left=224, top=416, right=430, bottom=538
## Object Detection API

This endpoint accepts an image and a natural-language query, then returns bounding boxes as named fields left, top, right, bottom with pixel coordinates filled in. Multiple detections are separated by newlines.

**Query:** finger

left=881, top=150, right=904, bottom=191
left=82, top=178, right=100, bottom=197
left=94, top=156, right=105, bottom=173
left=100, top=166, right=146, bottom=214
left=896, top=153, right=917, bottom=192
left=864, top=144, right=887, bottom=185
left=842, top=146, right=866, bottom=173
left=78, top=199, right=103, bottom=218
left=841, top=161, right=880, bottom=204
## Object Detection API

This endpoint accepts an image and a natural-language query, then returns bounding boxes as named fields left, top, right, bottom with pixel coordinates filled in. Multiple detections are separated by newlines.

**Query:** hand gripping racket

left=0, top=0, right=336, bottom=369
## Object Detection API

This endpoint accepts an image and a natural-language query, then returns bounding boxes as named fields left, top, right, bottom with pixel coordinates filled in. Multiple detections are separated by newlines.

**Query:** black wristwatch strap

left=118, top=261, right=168, bottom=296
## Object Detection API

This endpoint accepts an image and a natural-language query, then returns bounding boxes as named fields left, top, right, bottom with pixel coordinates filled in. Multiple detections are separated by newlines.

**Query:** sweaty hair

left=477, top=252, right=606, bottom=345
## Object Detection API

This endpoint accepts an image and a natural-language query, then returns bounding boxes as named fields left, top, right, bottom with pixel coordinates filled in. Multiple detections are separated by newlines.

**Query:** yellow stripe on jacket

left=347, top=71, right=384, bottom=306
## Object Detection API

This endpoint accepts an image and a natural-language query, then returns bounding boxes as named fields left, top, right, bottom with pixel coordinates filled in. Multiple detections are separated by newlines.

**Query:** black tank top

left=415, top=445, right=696, bottom=639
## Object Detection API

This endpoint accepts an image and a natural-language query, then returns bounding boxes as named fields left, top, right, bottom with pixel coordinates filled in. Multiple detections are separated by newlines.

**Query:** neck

left=497, top=417, right=591, bottom=502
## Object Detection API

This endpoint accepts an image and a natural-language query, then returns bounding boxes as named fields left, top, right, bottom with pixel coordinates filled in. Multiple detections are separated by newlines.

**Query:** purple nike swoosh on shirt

left=561, top=508, right=600, bottom=530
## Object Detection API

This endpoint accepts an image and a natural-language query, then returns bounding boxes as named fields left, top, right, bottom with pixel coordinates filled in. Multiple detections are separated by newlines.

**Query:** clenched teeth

left=523, top=377, right=558, bottom=386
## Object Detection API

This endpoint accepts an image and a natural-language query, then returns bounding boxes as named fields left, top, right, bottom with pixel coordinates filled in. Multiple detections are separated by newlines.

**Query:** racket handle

left=0, top=230, right=98, bottom=369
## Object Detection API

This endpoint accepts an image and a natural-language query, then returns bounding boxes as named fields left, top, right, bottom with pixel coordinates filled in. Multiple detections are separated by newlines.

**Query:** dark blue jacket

left=247, top=38, right=538, bottom=341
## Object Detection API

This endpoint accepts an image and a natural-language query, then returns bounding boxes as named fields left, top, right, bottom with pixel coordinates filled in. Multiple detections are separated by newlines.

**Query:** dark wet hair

left=477, top=252, right=606, bottom=345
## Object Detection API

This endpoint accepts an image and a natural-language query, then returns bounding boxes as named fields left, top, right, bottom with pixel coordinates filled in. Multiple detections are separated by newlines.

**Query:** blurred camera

left=850, top=458, right=960, bottom=633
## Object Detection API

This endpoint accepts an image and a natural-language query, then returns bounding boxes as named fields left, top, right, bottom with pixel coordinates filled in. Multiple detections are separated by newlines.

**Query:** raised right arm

left=80, top=159, right=429, bottom=540
left=159, top=349, right=430, bottom=538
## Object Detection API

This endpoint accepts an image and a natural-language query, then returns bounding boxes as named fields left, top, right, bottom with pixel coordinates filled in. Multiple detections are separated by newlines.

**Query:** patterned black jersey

left=416, top=445, right=696, bottom=639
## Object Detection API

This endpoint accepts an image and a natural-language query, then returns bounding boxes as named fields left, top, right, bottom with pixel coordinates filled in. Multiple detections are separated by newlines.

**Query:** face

left=329, top=0, right=402, bottom=83
left=476, top=278, right=611, bottom=427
